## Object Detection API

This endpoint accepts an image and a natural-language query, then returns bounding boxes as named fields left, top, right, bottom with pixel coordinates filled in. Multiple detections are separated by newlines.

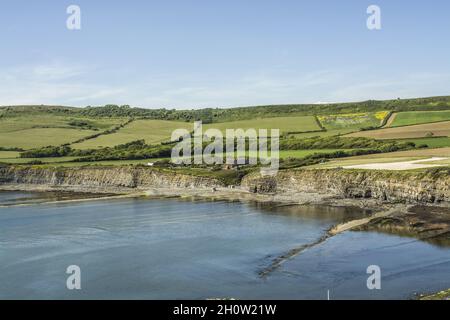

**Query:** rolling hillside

left=0, top=114, right=124, bottom=149
left=72, top=119, right=193, bottom=149
left=388, top=110, right=450, bottom=127
left=1, top=95, right=450, bottom=167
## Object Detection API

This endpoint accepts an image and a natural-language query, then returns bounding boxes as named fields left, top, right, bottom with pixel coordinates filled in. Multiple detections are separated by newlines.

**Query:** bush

left=26, top=160, right=44, bottom=165
left=20, top=146, right=72, bottom=158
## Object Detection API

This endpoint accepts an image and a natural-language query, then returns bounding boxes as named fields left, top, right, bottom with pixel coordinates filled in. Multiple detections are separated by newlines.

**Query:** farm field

left=0, top=114, right=125, bottom=149
left=317, top=111, right=388, bottom=130
left=0, top=156, right=79, bottom=164
left=0, top=151, right=20, bottom=159
left=203, top=116, right=321, bottom=134
left=346, top=121, right=450, bottom=140
left=3, top=102, right=450, bottom=170
left=0, top=128, right=100, bottom=149
left=71, top=116, right=322, bottom=150
left=309, top=147, right=450, bottom=169
left=388, top=111, right=450, bottom=127
left=0, top=114, right=124, bottom=133
left=71, top=119, right=193, bottom=149
left=340, top=157, right=447, bottom=171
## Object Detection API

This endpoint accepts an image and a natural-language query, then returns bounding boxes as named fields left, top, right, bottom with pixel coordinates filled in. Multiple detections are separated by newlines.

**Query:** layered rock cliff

left=1, top=165, right=449, bottom=204
left=242, top=169, right=450, bottom=204
left=0, top=166, right=224, bottom=191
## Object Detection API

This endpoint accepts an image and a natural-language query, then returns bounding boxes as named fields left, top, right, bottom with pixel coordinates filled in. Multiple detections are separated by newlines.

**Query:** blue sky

left=1, top=0, right=449, bottom=108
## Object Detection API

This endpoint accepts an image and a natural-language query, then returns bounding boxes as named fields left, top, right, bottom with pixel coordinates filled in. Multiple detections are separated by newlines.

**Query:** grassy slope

left=0, top=151, right=20, bottom=158
left=2, top=97, right=450, bottom=167
left=72, top=116, right=321, bottom=150
left=0, top=114, right=125, bottom=149
left=389, top=110, right=450, bottom=127
left=203, top=116, right=320, bottom=133
left=71, top=119, right=193, bottom=149
left=0, top=128, right=101, bottom=149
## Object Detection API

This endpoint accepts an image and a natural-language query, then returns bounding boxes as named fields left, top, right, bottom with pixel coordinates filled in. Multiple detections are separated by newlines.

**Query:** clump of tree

left=20, top=144, right=96, bottom=158
left=3, top=96, right=450, bottom=124
left=70, top=118, right=134, bottom=144
left=67, top=119, right=97, bottom=130
left=278, top=148, right=404, bottom=170
left=0, top=146, right=24, bottom=151
left=69, top=96, right=450, bottom=123
left=72, top=140, right=174, bottom=161
left=20, top=145, right=73, bottom=158
left=279, top=136, right=414, bottom=151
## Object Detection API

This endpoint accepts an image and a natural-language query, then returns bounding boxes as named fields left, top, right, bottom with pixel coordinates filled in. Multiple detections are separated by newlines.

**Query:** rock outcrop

left=0, top=166, right=224, bottom=192
left=242, top=169, right=450, bottom=204
left=1, top=165, right=449, bottom=204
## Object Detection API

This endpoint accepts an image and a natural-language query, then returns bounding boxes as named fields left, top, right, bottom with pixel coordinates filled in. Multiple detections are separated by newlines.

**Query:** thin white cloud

left=32, top=63, right=87, bottom=80
left=0, top=62, right=124, bottom=106
left=0, top=62, right=449, bottom=108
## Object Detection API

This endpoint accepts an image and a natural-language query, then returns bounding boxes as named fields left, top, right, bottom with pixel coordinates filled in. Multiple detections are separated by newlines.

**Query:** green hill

left=2, top=95, right=450, bottom=123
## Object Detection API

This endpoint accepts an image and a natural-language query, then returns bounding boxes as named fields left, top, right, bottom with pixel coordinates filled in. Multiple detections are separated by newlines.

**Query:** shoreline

left=2, top=182, right=449, bottom=243
left=1, top=183, right=449, bottom=299
left=0, top=182, right=395, bottom=211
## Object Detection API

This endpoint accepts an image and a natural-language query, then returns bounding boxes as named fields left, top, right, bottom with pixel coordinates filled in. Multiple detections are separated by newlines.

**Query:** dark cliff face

left=241, top=169, right=450, bottom=204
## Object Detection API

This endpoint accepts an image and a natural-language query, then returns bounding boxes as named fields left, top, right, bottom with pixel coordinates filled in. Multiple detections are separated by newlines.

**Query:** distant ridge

left=1, top=95, right=450, bottom=123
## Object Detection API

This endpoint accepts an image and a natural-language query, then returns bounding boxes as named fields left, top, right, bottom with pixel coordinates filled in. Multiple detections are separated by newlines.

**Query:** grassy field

left=0, top=156, right=79, bottom=164
left=0, top=151, right=20, bottom=158
left=388, top=111, right=450, bottom=127
left=346, top=121, right=450, bottom=140
left=0, top=115, right=125, bottom=149
left=71, top=116, right=321, bottom=150
left=203, top=116, right=321, bottom=134
left=71, top=119, right=193, bottom=149
left=0, top=128, right=102, bottom=149
left=4, top=103, right=450, bottom=170
left=0, top=114, right=124, bottom=133
left=317, top=111, right=388, bottom=130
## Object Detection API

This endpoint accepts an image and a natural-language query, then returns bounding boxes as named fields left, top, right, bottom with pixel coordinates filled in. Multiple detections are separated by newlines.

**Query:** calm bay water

left=0, top=191, right=449, bottom=299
